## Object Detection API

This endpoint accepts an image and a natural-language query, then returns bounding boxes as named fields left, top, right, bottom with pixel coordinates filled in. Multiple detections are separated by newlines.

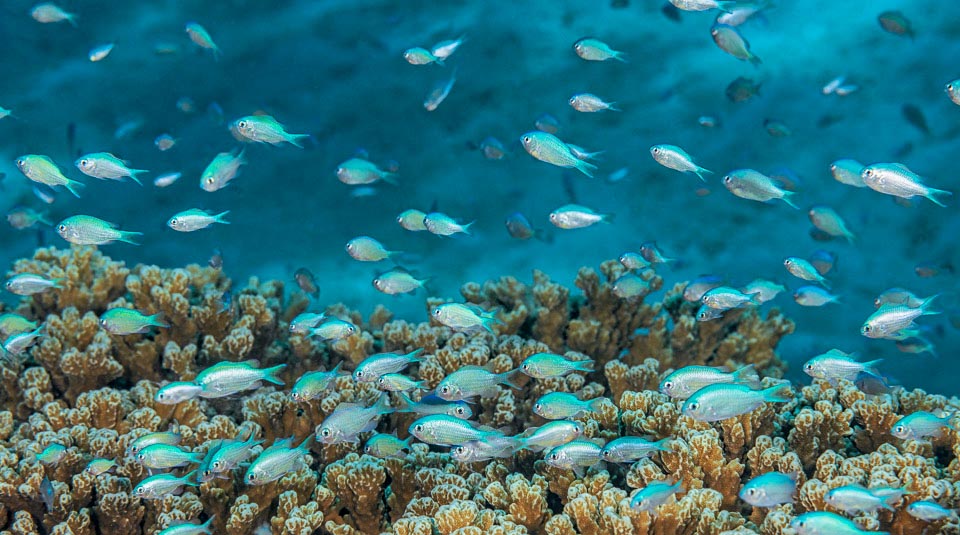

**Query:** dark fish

left=855, top=371, right=897, bottom=396
left=208, top=249, right=223, bottom=270
left=817, top=114, right=843, bottom=129
left=535, top=113, right=560, bottom=135
left=612, top=0, right=630, bottom=8
left=661, top=2, right=681, bottom=22
left=915, top=260, right=952, bottom=278
left=808, top=250, right=837, bottom=275
left=294, top=267, right=320, bottom=298
left=901, top=104, right=930, bottom=135
left=878, top=10, right=914, bottom=39
left=764, top=119, right=791, bottom=137
left=809, top=228, right=835, bottom=242
left=505, top=212, right=539, bottom=240
left=0, top=172, right=5, bottom=190
left=725, top=77, right=761, bottom=103
left=219, top=290, right=233, bottom=313
left=768, top=167, right=802, bottom=191
left=40, top=476, right=54, bottom=512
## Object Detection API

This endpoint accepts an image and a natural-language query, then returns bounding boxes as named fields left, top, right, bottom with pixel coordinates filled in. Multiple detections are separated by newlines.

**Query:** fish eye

left=746, top=488, right=757, bottom=496
left=16, top=159, right=24, bottom=167
left=601, top=450, right=611, bottom=459
left=79, top=159, right=88, bottom=167
left=238, top=121, right=247, bottom=128
left=170, top=218, right=178, bottom=226
left=414, top=424, right=424, bottom=433
left=355, top=371, right=364, bottom=378
left=137, top=453, right=145, bottom=460
left=569, top=98, right=576, bottom=104
left=135, top=487, right=144, bottom=495
left=688, top=403, right=699, bottom=411
left=723, top=176, right=731, bottom=184
left=206, top=177, right=215, bottom=184
left=455, top=407, right=466, bottom=415
left=99, top=318, right=107, bottom=326
left=663, top=381, right=673, bottom=390
left=803, top=363, right=813, bottom=371
left=522, top=363, right=529, bottom=370
left=321, top=428, right=331, bottom=437
left=864, top=169, right=873, bottom=177
left=863, top=325, right=871, bottom=333
left=57, top=224, right=66, bottom=232
left=549, top=453, right=558, bottom=461
left=157, top=392, right=166, bottom=400
left=534, top=403, right=542, bottom=412
left=212, top=460, right=223, bottom=470
left=652, top=147, right=660, bottom=154
left=522, top=136, right=531, bottom=143
left=433, top=308, right=441, bottom=316
left=784, top=259, right=793, bottom=266
left=894, top=425, right=904, bottom=434
left=440, top=386, right=449, bottom=394
left=364, top=445, right=372, bottom=453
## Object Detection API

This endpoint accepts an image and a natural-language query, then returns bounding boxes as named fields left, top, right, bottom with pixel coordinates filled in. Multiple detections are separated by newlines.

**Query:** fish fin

left=64, top=179, right=85, bottom=198
left=748, top=54, right=762, bottom=67
left=128, top=170, right=148, bottom=185
left=613, top=51, right=629, bottom=63
left=925, top=187, right=952, bottom=207
left=499, top=369, right=525, bottom=390
left=653, top=438, right=673, bottom=452
left=149, top=313, right=170, bottom=328
left=261, top=364, right=287, bottom=386
left=731, top=364, right=761, bottom=388
left=379, top=172, right=399, bottom=185
left=608, top=103, right=621, bottom=112
left=287, top=134, right=310, bottom=148
left=574, top=159, right=597, bottom=178
left=693, top=167, right=713, bottom=182
left=587, top=397, right=609, bottom=412
left=575, top=359, right=595, bottom=372
left=374, top=391, right=394, bottom=415
left=51, top=277, right=66, bottom=289
left=182, top=469, right=198, bottom=484
left=715, top=1, right=737, bottom=12
left=395, top=392, right=415, bottom=413
left=761, top=382, right=793, bottom=403
left=780, top=191, right=799, bottom=209
left=214, top=210, right=231, bottom=224
left=572, top=465, right=585, bottom=478
left=600, top=212, right=616, bottom=224
left=118, top=231, right=143, bottom=245
left=919, top=293, right=941, bottom=315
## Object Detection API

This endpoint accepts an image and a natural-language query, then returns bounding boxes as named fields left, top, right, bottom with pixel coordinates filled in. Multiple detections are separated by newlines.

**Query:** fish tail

left=118, top=231, right=143, bottom=245
left=919, top=294, right=941, bottom=315
left=261, top=364, right=287, bottom=385
left=600, top=212, right=616, bottom=224
left=500, top=369, right=525, bottom=390
left=861, top=359, right=884, bottom=377
left=576, top=359, right=595, bottom=372
left=575, top=159, right=597, bottom=178
left=926, top=187, right=952, bottom=207
left=613, top=52, right=629, bottom=63
left=781, top=191, right=799, bottom=209
left=396, top=392, right=415, bottom=413
left=182, top=469, right=199, bottom=485
left=380, top=172, right=399, bottom=185
left=461, top=221, right=476, bottom=236
left=129, top=170, right=147, bottom=185
left=296, top=434, right=314, bottom=453
left=67, top=13, right=78, bottom=27
left=64, top=179, right=85, bottom=198
left=761, top=382, right=793, bottom=403
left=38, top=214, right=53, bottom=226
left=214, top=211, right=231, bottom=224
left=287, top=134, right=310, bottom=148
left=715, top=1, right=737, bottom=13
left=732, top=364, right=761, bottom=388
left=653, top=437, right=673, bottom=452
left=748, top=53, right=762, bottom=67
left=148, top=313, right=170, bottom=328
left=330, top=361, right=345, bottom=376
left=818, top=276, right=832, bottom=290
left=51, top=277, right=66, bottom=289
left=694, top=167, right=713, bottom=182
left=586, top=396, right=609, bottom=413
left=199, top=515, right=216, bottom=534
left=374, top=391, right=395, bottom=415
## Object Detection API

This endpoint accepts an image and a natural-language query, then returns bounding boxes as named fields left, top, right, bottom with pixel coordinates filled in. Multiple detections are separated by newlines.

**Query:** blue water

left=0, top=0, right=956, bottom=393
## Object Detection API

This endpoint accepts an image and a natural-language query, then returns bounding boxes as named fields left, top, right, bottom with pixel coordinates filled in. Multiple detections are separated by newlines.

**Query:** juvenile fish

left=684, top=275, right=724, bottom=302
left=630, top=480, right=683, bottom=514
left=424, top=69, right=456, bottom=111
left=7, top=207, right=51, bottom=230
left=878, top=10, right=914, bottom=38
left=99, top=308, right=168, bottom=335
left=535, top=113, right=560, bottom=134
left=200, top=149, right=246, bottom=192
left=861, top=296, right=939, bottom=339
left=346, top=236, right=397, bottom=261
left=723, top=169, right=798, bottom=208
left=660, top=364, right=760, bottom=400
left=409, top=414, right=493, bottom=446
left=808, top=206, right=855, bottom=243
left=157, top=517, right=215, bottom=535
left=432, top=303, right=502, bottom=333
left=650, top=144, right=712, bottom=181
left=336, top=158, right=396, bottom=185
left=544, top=440, right=602, bottom=477
left=126, top=431, right=182, bottom=457
left=430, top=35, right=466, bottom=60
left=294, top=268, right=320, bottom=298
left=154, top=172, right=182, bottom=187
left=726, top=77, right=761, bottom=102
left=701, top=286, right=759, bottom=310
left=874, top=288, right=925, bottom=308
left=6, top=273, right=63, bottom=295
left=3, top=326, right=43, bottom=357
left=549, top=204, right=612, bottom=229
left=185, top=22, right=221, bottom=58
left=136, top=443, right=201, bottom=469
left=423, top=212, right=474, bottom=236
left=31, top=3, right=76, bottom=25
left=830, top=159, right=867, bottom=187
left=230, top=115, right=308, bottom=147
left=0, top=314, right=37, bottom=339
left=200, top=434, right=262, bottom=481
left=317, top=394, right=393, bottom=444
left=133, top=471, right=198, bottom=499
left=612, top=273, right=650, bottom=299
left=640, top=242, right=676, bottom=265
left=907, top=500, right=958, bottom=522
left=802, top=349, right=881, bottom=384
left=16, top=155, right=84, bottom=197
left=710, top=24, right=761, bottom=65
left=155, top=134, right=177, bottom=151
left=825, top=484, right=901, bottom=515
left=861, top=163, right=952, bottom=206
left=290, top=363, right=342, bottom=402
left=397, top=392, right=473, bottom=420
left=168, top=209, right=230, bottom=232
left=533, top=392, right=608, bottom=419
left=289, top=312, right=326, bottom=334
left=793, top=286, right=840, bottom=307
left=85, top=458, right=116, bottom=476
left=155, top=382, right=203, bottom=404
left=57, top=215, right=142, bottom=245
left=453, top=435, right=521, bottom=462
left=891, top=410, right=956, bottom=440
left=480, top=137, right=507, bottom=160
left=517, top=421, right=583, bottom=452
left=437, top=365, right=522, bottom=400
left=784, top=257, right=830, bottom=288
left=354, top=349, right=424, bottom=382
left=505, top=212, right=540, bottom=240
left=373, top=269, right=428, bottom=295
left=377, top=373, right=425, bottom=392
left=75, top=153, right=147, bottom=184
left=397, top=209, right=428, bottom=231
left=521, top=132, right=597, bottom=177
left=521, top=353, right=593, bottom=378
left=569, top=93, right=619, bottom=112
left=740, top=471, right=797, bottom=507
left=619, top=252, right=651, bottom=271
left=600, top=437, right=671, bottom=463
left=244, top=436, right=312, bottom=485
left=364, top=433, right=412, bottom=458
left=311, top=319, right=357, bottom=340
left=573, top=38, right=626, bottom=62
left=682, top=383, right=792, bottom=422
left=696, top=305, right=724, bottom=322
left=403, top=47, right=443, bottom=65
left=741, top=279, right=785, bottom=304
left=37, top=443, right=67, bottom=464
left=808, top=250, right=837, bottom=275
left=791, top=511, right=886, bottom=535
left=195, top=360, right=286, bottom=398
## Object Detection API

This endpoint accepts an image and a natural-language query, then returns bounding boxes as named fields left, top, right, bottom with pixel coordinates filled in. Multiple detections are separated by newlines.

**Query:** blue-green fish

left=630, top=480, right=683, bottom=514
left=569, top=93, right=619, bottom=112
left=650, top=144, right=712, bottom=182
left=195, top=360, right=286, bottom=398
left=802, top=349, right=881, bottom=384
left=808, top=206, right=856, bottom=243
left=722, top=169, right=798, bottom=208
left=75, top=152, right=147, bottom=184
left=3, top=326, right=44, bottom=357
left=397, top=209, right=427, bottom=231
left=230, top=115, right=308, bottom=147
left=200, top=149, right=246, bottom=192
left=377, top=373, right=425, bottom=392
left=85, top=458, right=116, bottom=476
left=336, top=158, right=396, bottom=185
left=740, top=471, right=797, bottom=507
left=99, top=308, right=168, bottom=335
left=37, top=443, right=67, bottom=464
left=436, top=365, right=522, bottom=401
left=157, top=516, right=215, bottom=535
left=244, top=436, right=312, bottom=485
left=423, top=212, right=474, bottom=236
left=7, top=206, right=52, bottom=230
left=5, top=273, right=63, bottom=295
left=947, top=80, right=960, bottom=106
left=908, top=500, right=957, bottom=522
left=549, top=204, right=612, bottom=229
left=311, top=318, right=357, bottom=341
left=533, top=392, right=608, bottom=420
left=573, top=38, right=626, bottom=62
left=683, top=275, right=725, bottom=303
left=133, top=471, right=198, bottom=499
left=830, top=159, right=867, bottom=187
left=701, top=286, right=760, bottom=310
left=373, top=269, right=428, bottom=295
left=167, top=209, right=230, bottom=232
left=289, top=312, right=326, bottom=334
left=740, top=279, right=785, bottom=304
left=452, top=435, right=520, bottom=462
left=861, top=296, right=939, bottom=339
left=520, top=353, right=593, bottom=379
left=861, top=163, right=952, bottom=207
left=290, top=363, right=343, bottom=402
left=790, top=511, right=888, bottom=535
left=354, top=349, right=424, bottom=383
left=430, top=35, right=466, bottom=60
left=126, top=431, right=182, bottom=457
left=891, top=410, right=956, bottom=440
left=431, top=303, right=502, bottom=333
left=408, top=414, right=495, bottom=446
left=363, top=433, right=412, bottom=459
left=136, top=443, right=201, bottom=470
left=670, top=0, right=736, bottom=11
left=397, top=392, right=472, bottom=420
left=544, top=440, right=602, bottom=477
left=612, top=274, right=651, bottom=299
left=403, top=47, right=443, bottom=65
left=659, top=364, right=760, bottom=400
left=618, top=252, right=651, bottom=271
left=696, top=305, right=724, bottom=322
left=784, top=257, right=830, bottom=288
left=199, top=434, right=263, bottom=482
left=520, top=131, right=597, bottom=177
left=874, top=288, right=926, bottom=309
left=16, top=155, right=84, bottom=197
left=31, top=3, right=77, bottom=25
left=346, top=236, right=397, bottom=261
left=825, top=484, right=902, bottom=515
left=185, top=22, right=221, bottom=59
left=155, top=382, right=203, bottom=404
left=793, top=286, right=841, bottom=307
left=683, top=383, right=792, bottom=422
left=600, top=437, right=672, bottom=463
left=710, top=24, right=761, bottom=65
left=517, top=421, right=584, bottom=452
left=317, top=393, right=393, bottom=444
left=0, top=314, right=37, bottom=339
left=57, top=215, right=142, bottom=245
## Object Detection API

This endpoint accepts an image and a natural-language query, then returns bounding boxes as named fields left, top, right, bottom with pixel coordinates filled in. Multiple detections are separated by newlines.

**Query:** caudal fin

left=575, top=159, right=597, bottom=178
left=118, top=231, right=143, bottom=245
left=731, top=364, right=761, bottom=389
left=926, top=187, right=952, bottom=207
left=781, top=191, right=799, bottom=209
left=761, top=382, right=793, bottom=403
left=261, top=364, right=287, bottom=386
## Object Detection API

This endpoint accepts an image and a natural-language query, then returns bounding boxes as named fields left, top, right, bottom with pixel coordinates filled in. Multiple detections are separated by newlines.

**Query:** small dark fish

left=207, top=102, right=225, bottom=125
left=294, top=267, right=320, bottom=298
left=40, top=476, right=54, bottom=512
left=915, top=260, right=952, bottom=278
left=535, top=113, right=560, bottom=135
left=817, top=114, right=844, bottom=129
left=809, top=228, right=835, bottom=242
left=878, top=10, right=914, bottom=39
left=855, top=371, right=897, bottom=396
left=764, top=119, right=791, bottom=137
left=219, top=290, right=233, bottom=314
left=901, top=104, right=930, bottom=135
left=0, top=172, right=5, bottom=190
left=808, top=250, right=837, bottom=275
left=208, top=249, right=223, bottom=270
left=505, top=212, right=539, bottom=240
left=661, top=2, right=681, bottom=22
left=725, top=77, right=761, bottom=103
left=612, top=0, right=630, bottom=8
left=768, top=167, right=802, bottom=191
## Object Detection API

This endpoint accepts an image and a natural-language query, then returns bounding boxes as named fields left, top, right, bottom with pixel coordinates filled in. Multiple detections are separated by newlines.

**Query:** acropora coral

left=0, top=246, right=957, bottom=535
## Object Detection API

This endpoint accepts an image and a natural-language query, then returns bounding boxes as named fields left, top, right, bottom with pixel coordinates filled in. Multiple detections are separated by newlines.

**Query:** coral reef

left=0, top=246, right=957, bottom=535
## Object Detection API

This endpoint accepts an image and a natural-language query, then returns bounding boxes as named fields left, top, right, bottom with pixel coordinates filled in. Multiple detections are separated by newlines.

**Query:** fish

left=907, top=500, right=958, bottom=522
left=133, top=471, right=198, bottom=499
left=0, top=314, right=38, bottom=339
left=317, top=394, right=393, bottom=444
left=230, top=115, right=309, bottom=147
left=185, top=22, right=221, bottom=58
left=56, top=215, right=142, bottom=245
left=701, top=286, right=760, bottom=310
left=784, top=257, right=831, bottom=288
left=600, top=437, right=671, bottom=463
left=403, top=47, right=443, bottom=65
left=683, top=275, right=724, bottom=302
left=549, top=204, right=612, bottom=229
left=895, top=336, right=937, bottom=357
left=808, top=206, right=855, bottom=243
left=31, top=3, right=76, bottom=25
left=682, top=383, right=792, bottom=422
left=126, top=431, right=182, bottom=458
left=915, top=260, right=952, bottom=278
left=430, top=35, right=466, bottom=60
left=290, top=363, right=342, bottom=402
left=875, top=288, right=926, bottom=309
left=650, top=145, right=712, bottom=181
left=521, top=132, right=597, bottom=177
left=40, top=476, right=54, bottom=512
left=722, top=169, right=798, bottom=208
left=15, top=155, right=84, bottom=197
left=878, top=10, right=914, bottom=38
left=946, top=80, right=960, bottom=106
left=373, top=268, right=428, bottom=295
left=244, top=436, right=313, bottom=484
left=669, top=0, right=735, bottom=11
left=353, top=349, right=426, bottom=383
left=520, top=353, right=593, bottom=379
left=452, top=435, right=521, bottom=463
left=136, top=443, right=201, bottom=470
left=200, top=149, right=246, bottom=192
left=861, top=163, right=952, bottom=206
left=157, top=517, right=215, bottom=535
left=479, top=137, right=507, bottom=160
left=153, top=172, right=182, bottom=188
left=740, top=279, right=785, bottom=304
left=696, top=305, right=724, bottom=322
left=861, top=296, right=939, bottom=339
left=409, top=414, right=496, bottom=446
left=84, top=458, right=116, bottom=476
left=824, top=485, right=902, bottom=515
left=535, top=113, right=561, bottom=134
left=830, top=160, right=866, bottom=187
left=619, top=252, right=651, bottom=271
left=544, top=440, right=602, bottom=477
left=710, top=24, right=761, bottom=65
left=533, top=392, right=608, bottom=420
left=630, top=480, right=683, bottom=514
left=155, top=134, right=177, bottom=151
left=155, top=381, right=204, bottom=404
left=311, top=319, right=357, bottom=340
left=901, top=104, right=929, bottom=135
left=505, top=212, right=542, bottom=240
left=793, top=286, right=840, bottom=307
left=208, top=249, right=223, bottom=270
left=639, top=242, right=676, bottom=265
left=5, top=273, right=63, bottom=295
left=436, top=365, right=522, bottom=400
left=397, top=209, right=428, bottom=231
left=516, top=421, right=584, bottom=452
left=346, top=236, right=398, bottom=261
left=88, top=43, right=114, bottom=62
left=75, top=152, right=147, bottom=184
left=37, top=443, right=67, bottom=464
left=612, top=274, right=651, bottom=298
left=739, top=471, right=797, bottom=507
left=424, top=69, right=457, bottom=111
left=573, top=38, right=627, bottom=62
left=177, top=97, right=196, bottom=114
left=890, top=410, right=956, bottom=440
left=725, top=77, right=761, bottom=102
left=660, top=364, right=760, bottom=400
left=293, top=268, right=320, bottom=298
left=763, top=119, right=791, bottom=137
left=569, top=93, right=619, bottom=112
left=336, top=158, right=395, bottom=185
left=808, top=250, right=837, bottom=275
left=364, top=433, right=412, bottom=459
left=397, top=392, right=473, bottom=420
left=377, top=373, right=425, bottom=392
left=802, top=349, right=882, bottom=384
left=7, top=207, right=51, bottom=230
left=3, top=326, right=43, bottom=357
left=195, top=360, right=286, bottom=398
left=431, top=303, right=502, bottom=333
left=716, top=3, right=770, bottom=26
left=289, top=312, right=327, bottom=335
left=167, top=209, right=230, bottom=232
left=99, top=308, right=168, bottom=335
left=200, top=434, right=263, bottom=482
left=698, top=115, right=720, bottom=128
